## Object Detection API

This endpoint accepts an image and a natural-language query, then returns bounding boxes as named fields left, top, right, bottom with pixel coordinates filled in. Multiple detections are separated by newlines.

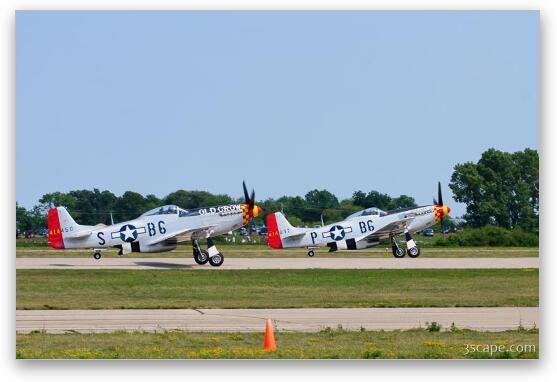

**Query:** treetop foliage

left=449, top=148, right=538, bottom=231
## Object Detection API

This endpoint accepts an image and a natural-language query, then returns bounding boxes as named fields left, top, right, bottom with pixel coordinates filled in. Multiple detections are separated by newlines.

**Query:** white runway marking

left=15, top=257, right=539, bottom=270
left=16, top=307, right=538, bottom=333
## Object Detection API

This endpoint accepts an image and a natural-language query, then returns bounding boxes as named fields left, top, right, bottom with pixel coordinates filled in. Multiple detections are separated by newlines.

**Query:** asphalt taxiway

left=16, top=307, right=538, bottom=333
left=15, top=257, right=539, bottom=270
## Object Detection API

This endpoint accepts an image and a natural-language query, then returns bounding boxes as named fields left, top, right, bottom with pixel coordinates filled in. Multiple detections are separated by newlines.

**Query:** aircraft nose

left=253, top=205, right=263, bottom=217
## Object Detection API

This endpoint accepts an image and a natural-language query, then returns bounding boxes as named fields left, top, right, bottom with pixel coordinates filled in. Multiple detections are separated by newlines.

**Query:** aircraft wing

left=355, top=217, right=415, bottom=242
left=147, top=225, right=215, bottom=246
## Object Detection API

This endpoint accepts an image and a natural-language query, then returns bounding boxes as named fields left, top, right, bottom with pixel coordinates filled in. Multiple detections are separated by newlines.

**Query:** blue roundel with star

left=329, top=225, right=346, bottom=241
left=119, top=224, right=138, bottom=243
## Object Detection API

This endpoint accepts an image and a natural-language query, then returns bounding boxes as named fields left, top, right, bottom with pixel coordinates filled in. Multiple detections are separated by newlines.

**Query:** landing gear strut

left=192, top=240, right=209, bottom=265
left=390, top=236, right=406, bottom=258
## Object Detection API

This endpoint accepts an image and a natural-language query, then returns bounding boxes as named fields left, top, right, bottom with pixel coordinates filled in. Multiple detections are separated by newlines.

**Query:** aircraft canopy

left=346, top=207, right=387, bottom=220
left=140, top=205, right=179, bottom=217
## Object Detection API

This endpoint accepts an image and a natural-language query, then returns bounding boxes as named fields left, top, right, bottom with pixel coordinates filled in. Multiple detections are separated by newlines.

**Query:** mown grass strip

left=16, top=328, right=539, bottom=359
left=17, top=269, right=538, bottom=309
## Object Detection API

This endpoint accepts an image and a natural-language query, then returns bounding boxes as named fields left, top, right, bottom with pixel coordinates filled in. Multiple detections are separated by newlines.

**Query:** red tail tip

left=47, top=208, right=64, bottom=249
left=266, top=213, right=283, bottom=249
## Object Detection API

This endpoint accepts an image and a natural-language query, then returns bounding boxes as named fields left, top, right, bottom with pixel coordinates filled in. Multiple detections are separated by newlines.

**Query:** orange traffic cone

left=263, top=318, right=277, bottom=351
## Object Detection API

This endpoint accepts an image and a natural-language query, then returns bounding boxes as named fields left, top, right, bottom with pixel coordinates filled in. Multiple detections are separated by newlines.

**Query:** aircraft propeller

left=433, top=181, right=443, bottom=206
left=242, top=181, right=262, bottom=233
left=433, top=181, right=450, bottom=231
left=243, top=181, right=255, bottom=212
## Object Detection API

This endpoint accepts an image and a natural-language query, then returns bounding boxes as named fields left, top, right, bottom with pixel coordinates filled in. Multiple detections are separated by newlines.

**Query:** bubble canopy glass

left=140, top=205, right=179, bottom=217
left=346, top=207, right=387, bottom=220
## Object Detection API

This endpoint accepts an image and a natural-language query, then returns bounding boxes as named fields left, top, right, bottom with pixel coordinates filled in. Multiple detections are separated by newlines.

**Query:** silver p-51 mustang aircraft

left=266, top=183, right=450, bottom=258
left=47, top=182, right=262, bottom=266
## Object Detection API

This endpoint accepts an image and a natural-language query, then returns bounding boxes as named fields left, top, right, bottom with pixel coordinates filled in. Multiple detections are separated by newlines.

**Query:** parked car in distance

left=38, top=228, right=48, bottom=237
left=239, top=227, right=248, bottom=236
left=259, top=227, right=268, bottom=235
left=423, top=228, right=435, bottom=237
left=441, top=227, right=451, bottom=234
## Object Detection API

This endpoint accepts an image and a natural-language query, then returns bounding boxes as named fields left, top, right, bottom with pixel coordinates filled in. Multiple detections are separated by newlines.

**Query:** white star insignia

left=122, top=225, right=135, bottom=240
left=331, top=226, right=343, bottom=240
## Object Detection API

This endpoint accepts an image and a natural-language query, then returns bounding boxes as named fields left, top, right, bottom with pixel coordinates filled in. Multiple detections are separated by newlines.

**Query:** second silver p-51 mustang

left=266, top=183, right=450, bottom=258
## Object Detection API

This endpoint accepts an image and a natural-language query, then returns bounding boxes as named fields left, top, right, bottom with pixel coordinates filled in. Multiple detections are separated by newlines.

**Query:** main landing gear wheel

left=407, top=246, right=420, bottom=258
left=308, top=250, right=315, bottom=257
left=209, top=253, right=224, bottom=267
left=93, top=251, right=101, bottom=260
left=392, top=246, right=405, bottom=258
left=194, top=249, right=209, bottom=265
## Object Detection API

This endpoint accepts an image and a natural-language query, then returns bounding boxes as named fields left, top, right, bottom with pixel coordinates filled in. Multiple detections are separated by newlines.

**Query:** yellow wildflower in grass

left=59, top=348, right=102, bottom=359
left=187, top=347, right=227, bottom=359
left=421, top=341, right=449, bottom=349
left=146, top=346, right=163, bottom=357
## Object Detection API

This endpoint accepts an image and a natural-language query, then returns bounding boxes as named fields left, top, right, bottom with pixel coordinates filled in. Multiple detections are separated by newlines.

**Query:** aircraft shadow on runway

left=133, top=261, right=194, bottom=269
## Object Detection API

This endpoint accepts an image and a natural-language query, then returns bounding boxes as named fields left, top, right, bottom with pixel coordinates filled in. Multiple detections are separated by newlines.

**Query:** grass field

left=15, top=245, right=539, bottom=258
left=16, top=327, right=539, bottom=359
left=16, top=269, right=538, bottom=309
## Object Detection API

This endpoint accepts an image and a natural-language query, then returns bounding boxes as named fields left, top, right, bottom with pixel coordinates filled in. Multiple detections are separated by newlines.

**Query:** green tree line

left=15, top=188, right=418, bottom=231
left=16, top=148, right=538, bottom=236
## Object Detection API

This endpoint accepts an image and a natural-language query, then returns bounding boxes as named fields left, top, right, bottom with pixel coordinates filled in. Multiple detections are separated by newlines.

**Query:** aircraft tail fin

left=266, top=212, right=306, bottom=249
left=47, top=206, right=81, bottom=249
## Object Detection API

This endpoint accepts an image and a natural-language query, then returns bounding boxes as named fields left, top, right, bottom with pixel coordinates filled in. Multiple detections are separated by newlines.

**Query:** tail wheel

left=392, top=246, right=405, bottom=258
left=308, top=250, right=315, bottom=257
left=407, top=247, right=420, bottom=258
left=209, top=253, right=224, bottom=267
left=93, top=252, right=101, bottom=260
left=194, top=249, right=209, bottom=265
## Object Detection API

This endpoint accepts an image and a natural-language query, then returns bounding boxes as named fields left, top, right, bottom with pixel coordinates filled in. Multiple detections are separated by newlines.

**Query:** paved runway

left=15, top=257, right=539, bottom=270
left=16, top=307, right=538, bottom=333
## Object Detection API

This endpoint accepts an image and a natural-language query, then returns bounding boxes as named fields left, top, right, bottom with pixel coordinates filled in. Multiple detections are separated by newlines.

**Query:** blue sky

left=16, top=11, right=539, bottom=217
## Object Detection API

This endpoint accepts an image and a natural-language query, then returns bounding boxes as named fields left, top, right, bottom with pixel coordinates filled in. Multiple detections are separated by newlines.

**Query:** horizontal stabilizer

left=282, top=231, right=306, bottom=240
left=63, top=230, right=92, bottom=240
left=267, top=212, right=308, bottom=249
left=48, top=207, right=93, bottom=248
